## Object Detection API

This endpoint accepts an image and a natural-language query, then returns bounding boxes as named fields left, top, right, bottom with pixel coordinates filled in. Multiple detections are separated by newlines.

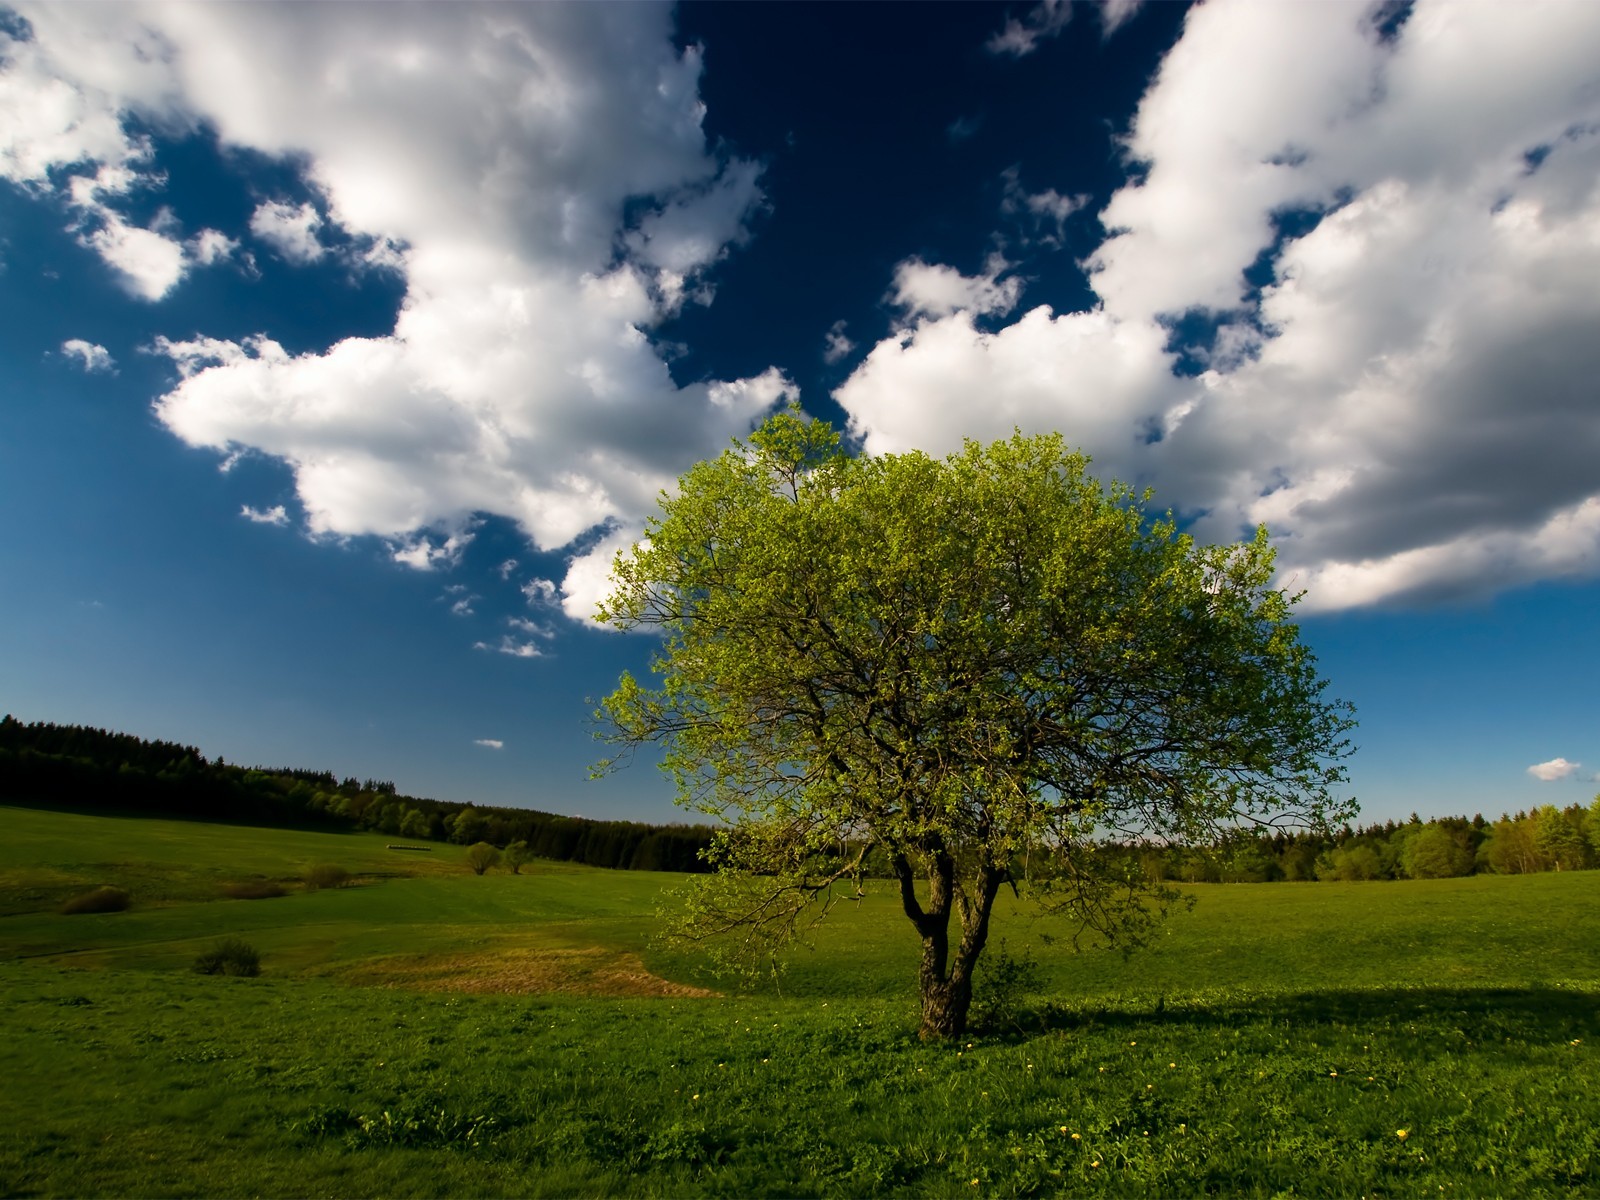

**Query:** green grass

left=2, top=803, right=1598, bottom=1197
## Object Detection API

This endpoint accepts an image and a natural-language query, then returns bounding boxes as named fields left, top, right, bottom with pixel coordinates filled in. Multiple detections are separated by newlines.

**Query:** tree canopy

left=596, top=412, right=1356, bottom=1038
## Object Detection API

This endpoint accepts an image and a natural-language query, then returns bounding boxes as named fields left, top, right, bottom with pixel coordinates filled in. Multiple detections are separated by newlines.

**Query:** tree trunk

left=919, top=973, right=974, bottom=1040
left=902, top=854, right=1003, bottom=1041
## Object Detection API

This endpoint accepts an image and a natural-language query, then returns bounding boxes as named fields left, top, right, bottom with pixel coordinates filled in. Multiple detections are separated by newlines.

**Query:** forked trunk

left=896, top=850, right=1003, bottom=1041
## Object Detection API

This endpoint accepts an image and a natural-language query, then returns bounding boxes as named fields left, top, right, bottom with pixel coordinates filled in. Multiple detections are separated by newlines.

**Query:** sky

left=2, top=0, right=1598, bottom=827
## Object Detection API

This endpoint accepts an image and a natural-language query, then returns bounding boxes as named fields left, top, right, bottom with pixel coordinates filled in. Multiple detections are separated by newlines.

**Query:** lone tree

left=596, top=412, right=1355, bottom=1039
left=465, top=841, right=501, bottom=875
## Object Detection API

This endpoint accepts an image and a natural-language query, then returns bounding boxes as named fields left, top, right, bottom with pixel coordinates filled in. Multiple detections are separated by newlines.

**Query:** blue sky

left=3, top=0, right=1598, bottom=825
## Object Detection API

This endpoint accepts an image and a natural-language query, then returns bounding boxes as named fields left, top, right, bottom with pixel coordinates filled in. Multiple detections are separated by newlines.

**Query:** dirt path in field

left=337, top=945, right=719, bottom=998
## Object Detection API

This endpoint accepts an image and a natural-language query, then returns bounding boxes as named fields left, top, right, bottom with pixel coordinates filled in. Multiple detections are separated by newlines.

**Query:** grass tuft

left=192, top=937, right=261, bottom=977
left=304, top=863, right=350, bottom=891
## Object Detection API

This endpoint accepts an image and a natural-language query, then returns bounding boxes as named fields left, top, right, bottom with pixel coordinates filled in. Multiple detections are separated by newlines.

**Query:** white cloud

left=521, top=577, right=559, bottom=607
left=449, top=595, right=477, bottom=617
left=473, top=738, right=503, bottom=750
left=83, top=210, right=187, bottom=299
left=496, top=558, right=518, bottom=580
left=4, top=3, right=786, bottom=622
left=888, top=253, right=1022, bottom=322
left=60, top=338, right=113, bottom=372
left=1527, top=757, right=1581, bottom=782
left=249, top=199, right=324, bottom=264
left=391, top=530, right=473, bottom=572
left=1000, top=166, right=1088, bottom=246
left=840, top=0, right=1600, bottom=610
left=1099, top=0, right=1145, bottom=37
left=822, top=319, right=855, bottom=365
left=240, top=503, right=288, bottom=526
left=189, top=227, right=237, bottom=266
left=987, top=0, right=1072, bottom=58
left=474, top=636, right=544, bottom=660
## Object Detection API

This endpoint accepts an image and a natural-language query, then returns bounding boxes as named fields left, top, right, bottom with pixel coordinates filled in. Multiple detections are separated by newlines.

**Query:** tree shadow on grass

left=984, top=986, right=1600, bottom=1044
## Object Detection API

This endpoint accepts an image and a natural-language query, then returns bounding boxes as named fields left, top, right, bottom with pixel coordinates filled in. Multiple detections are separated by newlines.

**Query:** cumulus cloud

left=240, top=503, right=288, bottom=525
left=1527, top=757, right=1582, bottom=782
left=189, top=227, right=238, bottom=266
left=889, top=253, right=1022, bottom=322
left=249, top=199, right=324, bottom=264
left=60, top=338, right=113, bottom=372
left=4, top=3, right=787, bottom=621
left=473, top=738, right=503, bottom=750
left=841, top=0, right=1600, bottom=610
left=987, top=0, right=1072, bottom=58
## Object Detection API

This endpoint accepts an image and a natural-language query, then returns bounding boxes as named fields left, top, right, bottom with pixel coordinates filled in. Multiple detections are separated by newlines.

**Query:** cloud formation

left=1527, top=757, right=1581, bottom=782
left=987, top=0, right=1072, bottom=59
left=4, top=3, right=788, bottom=620
left=249, top=200, right=324, bottom=264
left=240, top=503, right=288, bottom=526
left=841, top=0, right=1600, bottom=610
left=473, top=738, right=504, bottom=750
left=60, top=338, right=113, bottom=372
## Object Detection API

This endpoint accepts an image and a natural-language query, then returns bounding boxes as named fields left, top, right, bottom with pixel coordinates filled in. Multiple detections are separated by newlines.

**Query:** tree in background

left=1401, top=823, right=1474, bottom=879
left=465, top=842, right=501, bottom=875
left=504, top=840, right=530, bottom=875
left=597, top=412, right=1355, bottom=1039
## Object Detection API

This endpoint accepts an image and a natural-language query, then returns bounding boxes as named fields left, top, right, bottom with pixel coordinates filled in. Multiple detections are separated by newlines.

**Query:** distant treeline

left=5, top=715, right=1597, bottom=883
left=1112, top=802, right=1600, bottom=883
left=0, top=715, right=715, bottom=873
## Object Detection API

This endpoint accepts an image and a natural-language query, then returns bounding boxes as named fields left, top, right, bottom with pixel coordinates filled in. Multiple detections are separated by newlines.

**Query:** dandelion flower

left=1330, top=1070, right=1338, bottom=1077
left=691, top=1094, right=699, bottom=1101
left=1169, top=1062, right=1176, bottom=1068
left=1397, top=1129, right=1409, bottom=1141
left=1071, top=1133, right=1081, bottom=1141
left=1091, top=1160, right=1101, bottom=1168
left=1060, top=1126, right=1069, bottom=1134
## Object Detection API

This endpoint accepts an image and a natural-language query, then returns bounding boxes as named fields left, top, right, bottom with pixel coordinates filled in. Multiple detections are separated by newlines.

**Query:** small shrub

left=59, top=885, right=131, bottom=915
left=304, top=864, right=350, bottom=890
left=193, top=937, right=261, bottom=977
left=465, top=842, right=501, bottom=875
left=222, top=879, right=287, bottom=900
left=971, top=940, right=1044, bottom=1033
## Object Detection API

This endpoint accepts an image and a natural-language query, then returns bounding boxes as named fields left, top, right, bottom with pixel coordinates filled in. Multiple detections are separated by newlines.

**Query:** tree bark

left=906, top=855, right=1003, bottom=1040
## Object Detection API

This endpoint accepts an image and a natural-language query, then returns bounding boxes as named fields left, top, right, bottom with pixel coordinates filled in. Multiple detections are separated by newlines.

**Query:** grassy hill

left=3, top=804, right=1597, bottom=1196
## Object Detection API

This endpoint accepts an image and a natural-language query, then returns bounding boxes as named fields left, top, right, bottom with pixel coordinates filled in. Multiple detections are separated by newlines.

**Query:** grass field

left=2, top=803, right=1597, bottom=1197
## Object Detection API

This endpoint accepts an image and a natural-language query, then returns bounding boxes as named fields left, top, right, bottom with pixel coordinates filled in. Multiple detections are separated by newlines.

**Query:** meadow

left=2, top=803, right=1597, bottom=1197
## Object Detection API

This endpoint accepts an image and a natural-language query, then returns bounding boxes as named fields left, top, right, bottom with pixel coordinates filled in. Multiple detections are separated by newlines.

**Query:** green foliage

left=192, top=936, right=261, bottom=976
left=304, top=863, right=350, bottom=891
left=599, top=411, right=1355, bottom=1036
left=504, top=840, right=530, bottom=874
left=59, top=884, right=131, bottom=914
left=465, top=842, right=501, bottom=875
left=1402, top=824, right=1474, bottom=879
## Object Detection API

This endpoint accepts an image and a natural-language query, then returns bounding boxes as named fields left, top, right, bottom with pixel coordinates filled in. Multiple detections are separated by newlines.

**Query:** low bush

left=222, top=879, right=287, bottom=900
left=465, top=842, right=501, bottom=875
left=193, top=937, right=261, bottom=977
left=59, top=885, right=131, bottom=915
left=304, top=864, right=350, bottom=890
